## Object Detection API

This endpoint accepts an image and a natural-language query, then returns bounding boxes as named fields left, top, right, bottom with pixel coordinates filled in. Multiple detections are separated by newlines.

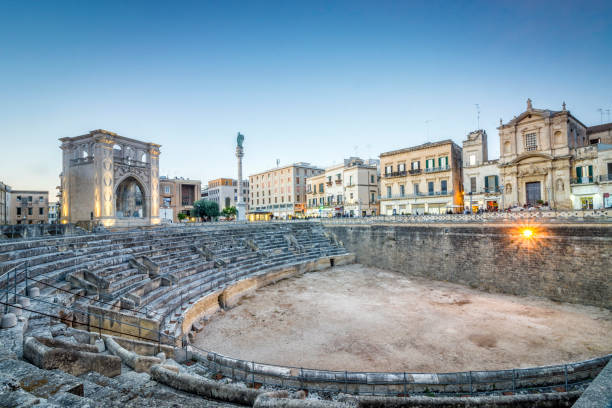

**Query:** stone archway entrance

left=115, top=177, right=146, bottom=218
left=526, top=181, right=541, bottom=205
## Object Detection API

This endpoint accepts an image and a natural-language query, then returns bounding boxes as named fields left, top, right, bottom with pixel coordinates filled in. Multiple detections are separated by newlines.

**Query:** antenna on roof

left=475, top=104, right=480, bottom=130
left=598, top=108, right=604, bottom=124
left=606, top=109, right=611, bottom=123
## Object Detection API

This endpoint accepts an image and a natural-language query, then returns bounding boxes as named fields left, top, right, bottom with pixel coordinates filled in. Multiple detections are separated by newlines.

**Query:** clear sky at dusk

left=1, top=1, right=611, bottom=198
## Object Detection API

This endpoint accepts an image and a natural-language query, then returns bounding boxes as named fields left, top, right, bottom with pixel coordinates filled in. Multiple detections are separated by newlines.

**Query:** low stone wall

left=23, top=336, right=121, bottom=377
left=112, top=335, right=177, bottom=359
left=324, top=223, right=612, bottom=309
left=190, top=350, right=610, bottom=397
left=150, top=363, right=263, bottom=406
left=0, top=223, right=86, bottom=239
left=104, top=335, right=161, bottom=373
left=353, top=392, right=581, bottom=407
left=87, top=305, right=161, bottom=342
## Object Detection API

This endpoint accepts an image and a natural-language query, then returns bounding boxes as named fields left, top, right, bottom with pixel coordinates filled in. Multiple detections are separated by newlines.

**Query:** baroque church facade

left=498, top=99, right=589, bottom=210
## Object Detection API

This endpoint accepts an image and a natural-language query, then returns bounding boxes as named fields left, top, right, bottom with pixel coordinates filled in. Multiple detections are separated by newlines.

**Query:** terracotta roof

left=587, top=122, right=612, bottom=135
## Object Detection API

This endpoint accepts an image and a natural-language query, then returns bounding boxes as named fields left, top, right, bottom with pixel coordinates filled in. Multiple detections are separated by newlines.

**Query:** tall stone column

left=235, top=133, right=246, bottom=221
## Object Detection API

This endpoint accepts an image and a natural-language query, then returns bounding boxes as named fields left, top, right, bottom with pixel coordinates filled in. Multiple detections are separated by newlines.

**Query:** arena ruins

left=0, top=216, right=610, bottom=407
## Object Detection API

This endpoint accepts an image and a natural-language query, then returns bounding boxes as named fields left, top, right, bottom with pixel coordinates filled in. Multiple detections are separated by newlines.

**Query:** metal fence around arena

left=1, top=264, right=609, bottom=398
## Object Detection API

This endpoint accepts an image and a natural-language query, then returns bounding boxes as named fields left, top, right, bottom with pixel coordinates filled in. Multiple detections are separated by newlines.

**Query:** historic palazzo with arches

left=59, top=129, right=161, bottom=227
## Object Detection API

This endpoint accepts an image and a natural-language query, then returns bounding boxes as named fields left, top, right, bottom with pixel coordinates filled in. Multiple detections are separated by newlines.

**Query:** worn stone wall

left=324, top=223, right=611, bottom=309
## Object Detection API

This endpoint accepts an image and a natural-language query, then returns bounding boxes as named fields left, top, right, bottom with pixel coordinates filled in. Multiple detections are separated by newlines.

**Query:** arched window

left=113, top=144, right=122, bottom=159
left=115, top=177, right=145, bottom=218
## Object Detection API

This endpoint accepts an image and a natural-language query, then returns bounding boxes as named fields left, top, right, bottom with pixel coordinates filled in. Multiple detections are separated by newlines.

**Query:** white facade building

left=306, top=157, right=379, bottom=217
left=462, top=130, right=502, bottom=211
left=203, top=178, right=249, bottom=211
left=48, top=202, right=60, bottom=224
left=570, top=144, right=612, bottom=209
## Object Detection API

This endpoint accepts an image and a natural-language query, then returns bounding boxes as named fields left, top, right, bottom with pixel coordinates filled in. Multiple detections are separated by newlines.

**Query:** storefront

left=247, top=211, right=273, bottom=222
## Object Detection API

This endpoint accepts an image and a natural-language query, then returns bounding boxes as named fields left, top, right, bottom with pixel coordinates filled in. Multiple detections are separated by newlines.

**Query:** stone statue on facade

left=237, top=132, right=244, bottom=148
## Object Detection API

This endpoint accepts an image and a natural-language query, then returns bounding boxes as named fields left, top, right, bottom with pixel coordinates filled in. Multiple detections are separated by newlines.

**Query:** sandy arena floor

left=193, top=264, right=612, bottom=372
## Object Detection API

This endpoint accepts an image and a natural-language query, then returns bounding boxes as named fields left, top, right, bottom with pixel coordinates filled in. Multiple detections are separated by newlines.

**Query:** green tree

left=192, top=199, right=220, bottom=220
left=177, top=213, right=187, bottom=221
left=222, top=206, right=237, bottom=218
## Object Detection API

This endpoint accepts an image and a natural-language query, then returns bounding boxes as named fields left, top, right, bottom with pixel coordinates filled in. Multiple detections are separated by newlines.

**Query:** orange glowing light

left=522, top=228, right=534, bottom=238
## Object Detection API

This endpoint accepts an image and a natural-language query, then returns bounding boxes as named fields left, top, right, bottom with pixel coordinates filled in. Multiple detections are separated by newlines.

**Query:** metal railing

left=1, top=279, right=608, bottom=397
left=380, top=190, right=454, bottom=200
left=599, top=174, right=612, bottom=182
left=1, top=246, right=610, bottom=397
left=571, top=177, right=595, bottom=185
left=320, top=210, right=612, bottom=224
left=425, top=165, right=450, bottom=173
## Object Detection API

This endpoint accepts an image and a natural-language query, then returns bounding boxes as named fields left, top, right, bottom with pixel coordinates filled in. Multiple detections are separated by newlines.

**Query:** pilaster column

left=149, top=144, right=161, bottom=224
left=94, top=135, right=115, bottom=224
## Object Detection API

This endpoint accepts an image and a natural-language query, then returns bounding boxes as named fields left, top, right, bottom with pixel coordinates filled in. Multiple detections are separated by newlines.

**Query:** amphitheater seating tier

left=0, top=222, right=348, bottom=343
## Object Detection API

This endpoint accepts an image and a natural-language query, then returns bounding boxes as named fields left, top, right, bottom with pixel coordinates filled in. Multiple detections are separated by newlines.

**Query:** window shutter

left=576, top=167, right=582, bottom=179
left=438, top=158, right=441, bottom=168
left=445, top=157, right=448, bottom=168
left=494, top=175, right=499, bottom=189
left=588, top=165, right=593, bottom=177
left=484, top=176, right=489, bottom=190
left=426, top=160, right=430, bottom=169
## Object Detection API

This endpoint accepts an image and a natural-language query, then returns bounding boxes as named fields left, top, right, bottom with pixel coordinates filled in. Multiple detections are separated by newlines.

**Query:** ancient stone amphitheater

left=0, top=219, right=610, bottom=407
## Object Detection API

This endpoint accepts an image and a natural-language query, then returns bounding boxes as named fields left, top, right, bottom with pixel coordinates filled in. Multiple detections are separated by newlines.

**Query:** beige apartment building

left=9, top=190, right=49, bottom=224
left=159, top=177, right=201, bottom=223
left=249, top=163, right=323, bottom=219
left=305, top=157, right=379, bottom=217
left=379, top=140, right=463, bottom=215
left=1, top=182, right=10, bottom=225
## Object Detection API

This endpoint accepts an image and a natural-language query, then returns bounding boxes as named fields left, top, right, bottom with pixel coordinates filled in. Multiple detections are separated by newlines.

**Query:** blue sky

left=1, top=1, right=611, bottom=197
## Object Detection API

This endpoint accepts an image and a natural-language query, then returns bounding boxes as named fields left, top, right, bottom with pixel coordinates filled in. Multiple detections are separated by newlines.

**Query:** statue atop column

left=235, top=132, right=246, bottom=221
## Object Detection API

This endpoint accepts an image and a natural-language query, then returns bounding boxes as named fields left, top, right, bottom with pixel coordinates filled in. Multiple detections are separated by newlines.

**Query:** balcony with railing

left=380, top=190, right=454, bottom=200
left=114, top=157, right=148, bottom=168
left=409, top=169, right=422, bottom=175
left=599, top=174, right=612, bottom=183
left=425, top=165, right=451, bottom=173
left=570, top=177, right=595, bottom=185
left=466, top=188, right=501, bottom=195
left=383, top=171, right=407, bottom=178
